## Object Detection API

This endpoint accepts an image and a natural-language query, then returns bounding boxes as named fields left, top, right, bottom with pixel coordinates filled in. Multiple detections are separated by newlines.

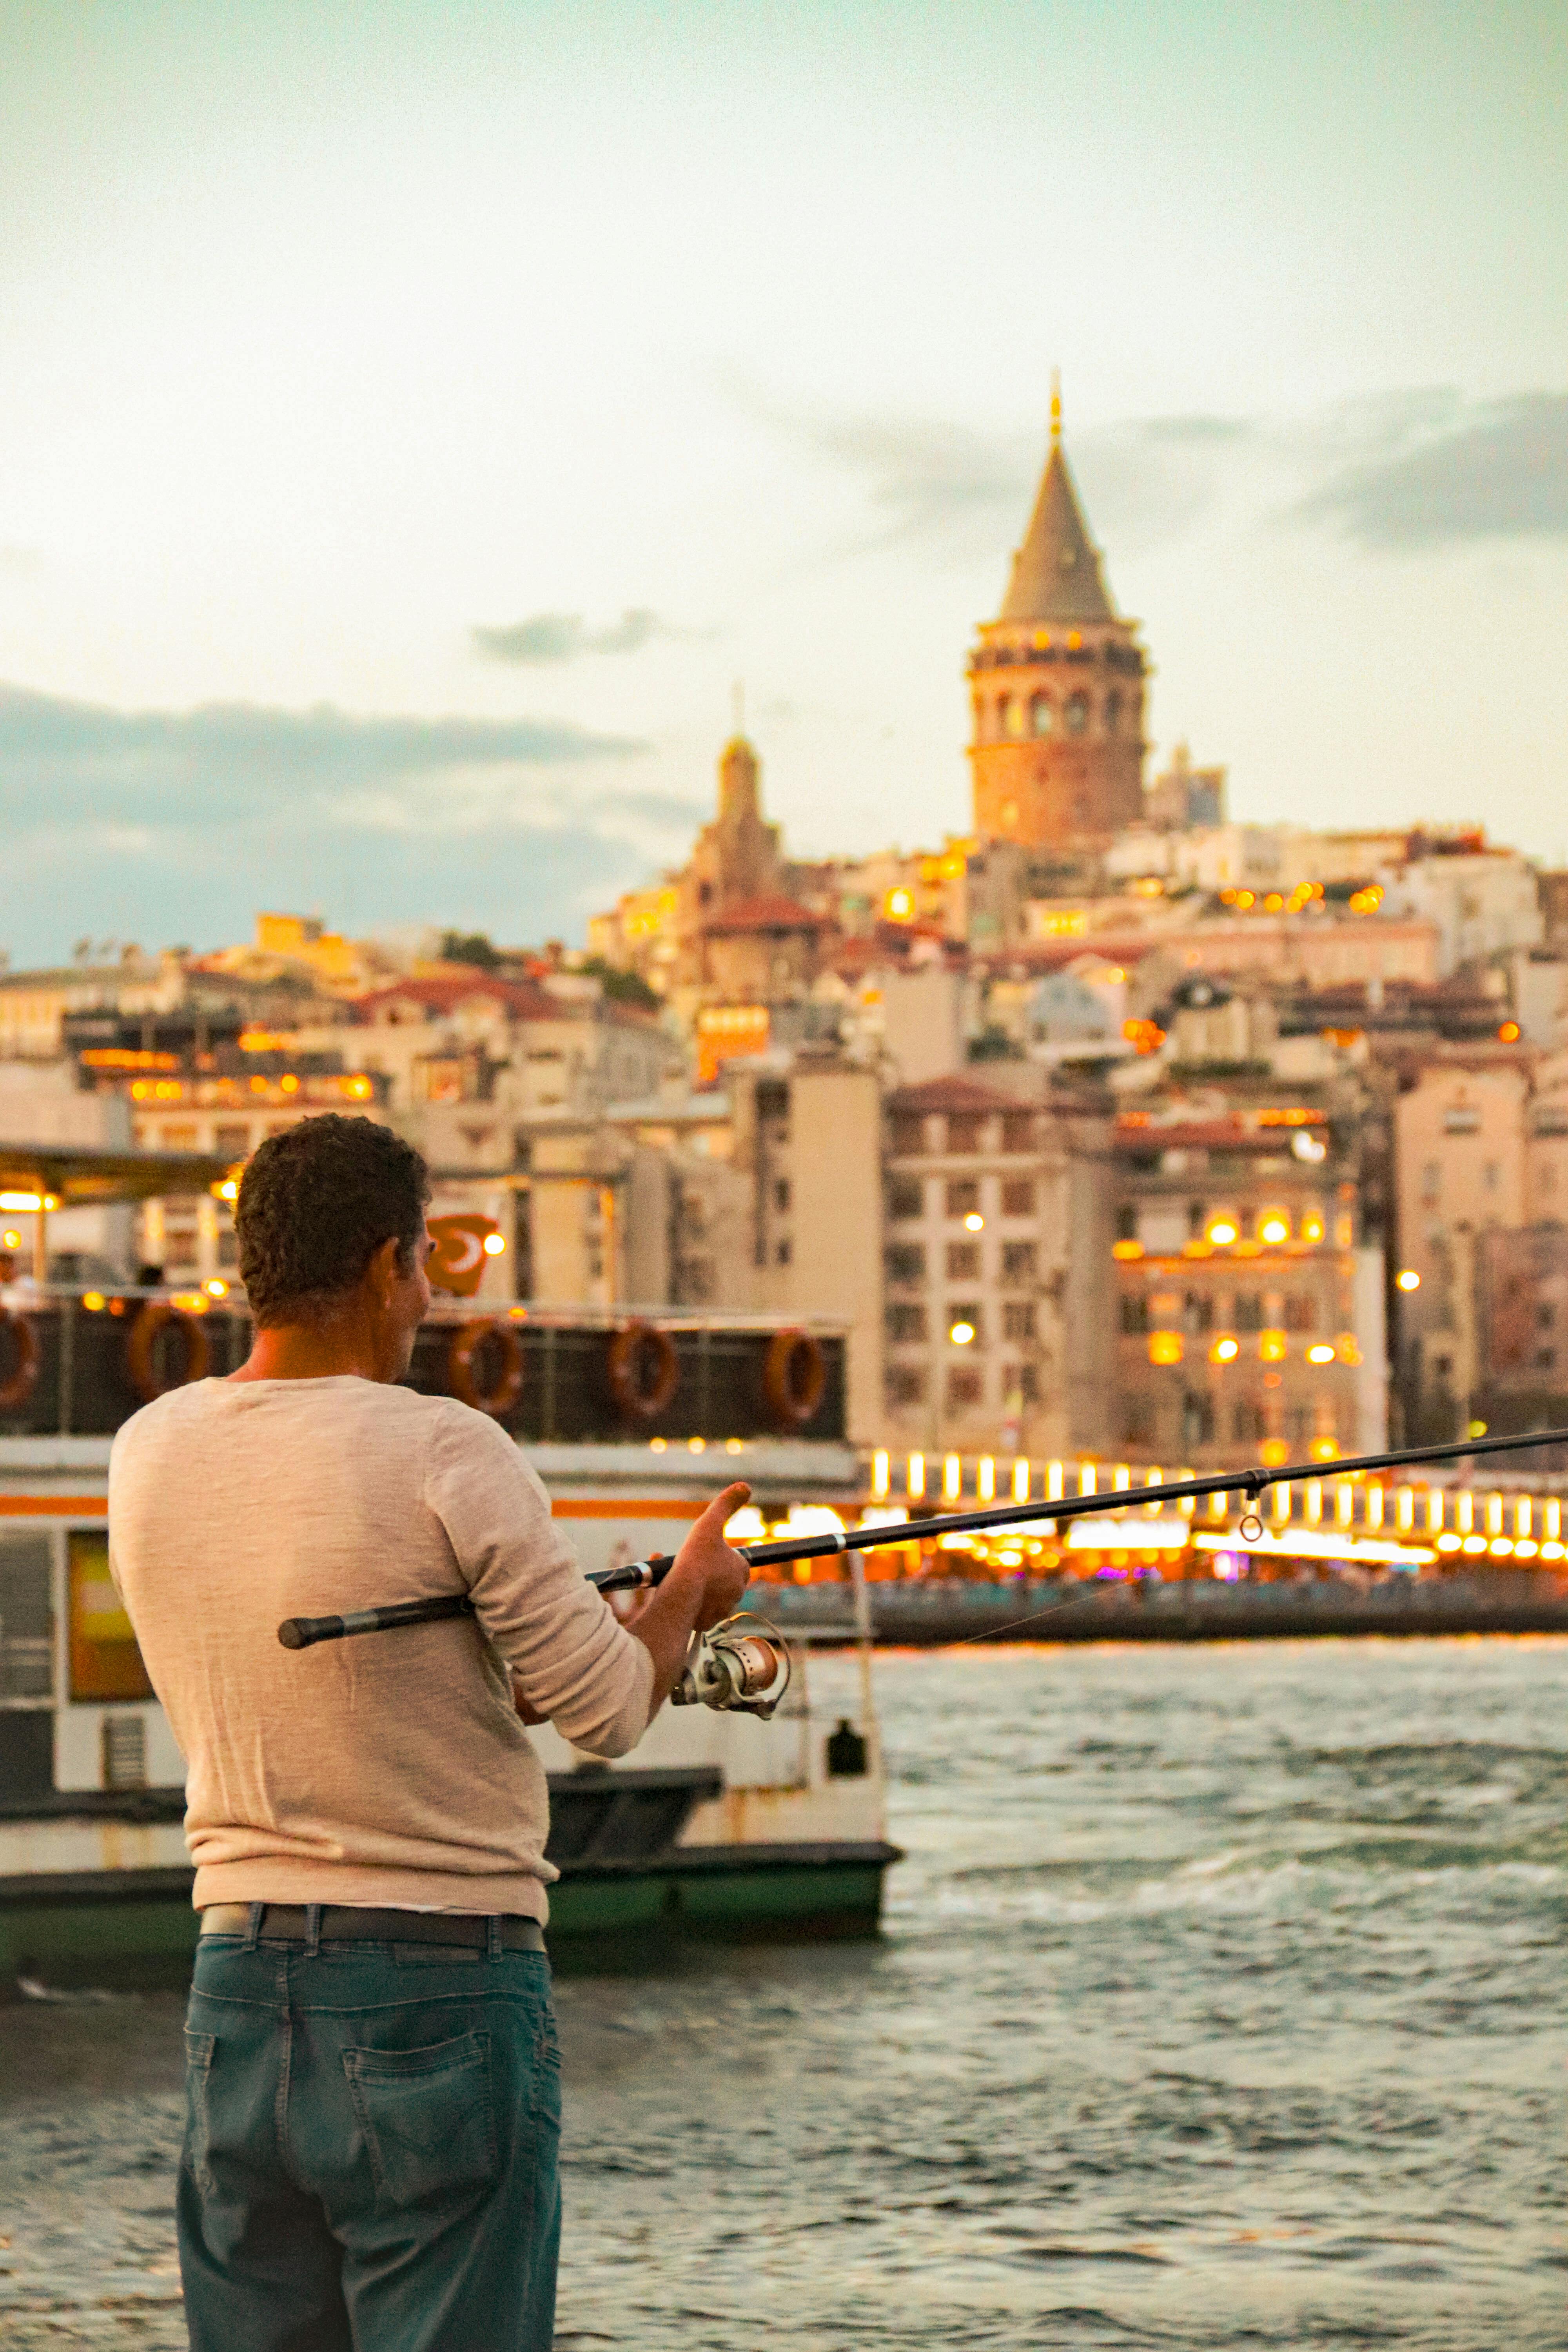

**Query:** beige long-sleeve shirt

left=108, top=1376, right=655, bottom=1919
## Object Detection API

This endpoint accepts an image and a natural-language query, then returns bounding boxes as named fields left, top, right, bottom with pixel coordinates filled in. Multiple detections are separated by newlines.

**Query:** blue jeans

left=180, top=1931, right=561, bottom=2352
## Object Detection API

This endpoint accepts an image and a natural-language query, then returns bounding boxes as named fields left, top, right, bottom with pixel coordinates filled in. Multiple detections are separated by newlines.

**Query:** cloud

left=724, top=379, right=1033, bottom=554
left=0, top=682, right=694, bottom=961
left=0, top=545, right=43, bottom=575
left=1294, top=392, right=1568, bottom=546
left=0, top=682, right=640, bottom=803
left=472, top=607, right=690, bottom=664
left=723, top=376, right=1258, bottom=564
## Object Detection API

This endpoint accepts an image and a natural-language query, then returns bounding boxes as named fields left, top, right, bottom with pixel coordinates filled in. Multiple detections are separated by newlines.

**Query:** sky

left=0, top=0, right=1564, bottom=964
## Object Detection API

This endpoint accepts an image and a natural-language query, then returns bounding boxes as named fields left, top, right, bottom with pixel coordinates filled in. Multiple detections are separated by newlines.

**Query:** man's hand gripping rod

left=278, top=1424, right=1568, bottom=1696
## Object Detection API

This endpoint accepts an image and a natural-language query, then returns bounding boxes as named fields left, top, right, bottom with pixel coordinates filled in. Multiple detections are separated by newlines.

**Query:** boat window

left=0, top=1534, right=52, bottom=1702
left=68, top=1532, right=154, bottom=1703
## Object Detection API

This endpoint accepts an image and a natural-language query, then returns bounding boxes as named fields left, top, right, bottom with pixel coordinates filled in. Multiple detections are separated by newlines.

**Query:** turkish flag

left=427, top=1212, right=499, bottom=1298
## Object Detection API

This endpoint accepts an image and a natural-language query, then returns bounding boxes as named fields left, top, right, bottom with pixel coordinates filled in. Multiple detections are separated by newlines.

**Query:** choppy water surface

left=3, top=1638, right=1565, bottom=2349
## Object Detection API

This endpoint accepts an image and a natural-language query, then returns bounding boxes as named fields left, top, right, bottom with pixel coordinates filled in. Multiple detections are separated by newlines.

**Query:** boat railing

left=0, top=1287, right=850, bottom=1447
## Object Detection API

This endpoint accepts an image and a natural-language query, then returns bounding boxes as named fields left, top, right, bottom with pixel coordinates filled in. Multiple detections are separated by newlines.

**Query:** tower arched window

left=1005, top=696, right=1028, bottom=740
left=1064, top=693, right=1089, bottom=736
left=971, top=695, right=984, bottom=741
left=1104, top=690, right=1121, bottom=734
left=1030, top=695, right=1053, bottom=738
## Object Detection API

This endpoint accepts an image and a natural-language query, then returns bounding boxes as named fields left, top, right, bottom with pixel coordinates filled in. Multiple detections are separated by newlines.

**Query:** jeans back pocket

left=342, top=2030, right=498, bottom=2208
left=182, top=2028, right=218, bottom=2199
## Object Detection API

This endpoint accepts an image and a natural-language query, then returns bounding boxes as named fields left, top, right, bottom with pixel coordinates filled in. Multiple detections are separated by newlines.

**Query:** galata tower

left=967, top=381, right=1147, bottom=846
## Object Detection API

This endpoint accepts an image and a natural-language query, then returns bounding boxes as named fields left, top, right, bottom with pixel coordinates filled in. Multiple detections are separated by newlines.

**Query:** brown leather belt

left=199, top=1903, right=545, bottom=1951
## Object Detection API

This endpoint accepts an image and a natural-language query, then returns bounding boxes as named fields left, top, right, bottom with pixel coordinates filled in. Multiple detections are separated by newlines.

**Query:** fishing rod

left=277, top=1423, right=1568, bottom=1704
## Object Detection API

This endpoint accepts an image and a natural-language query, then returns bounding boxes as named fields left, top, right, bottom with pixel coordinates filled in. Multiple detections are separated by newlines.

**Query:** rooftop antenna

left=731, top=678, right=746, bottom=735
left=1050, top=367, right=1062, bottom=449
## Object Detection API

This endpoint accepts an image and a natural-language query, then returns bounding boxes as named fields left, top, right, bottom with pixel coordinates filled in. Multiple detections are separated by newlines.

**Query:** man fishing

left=108, top=1113, right=749, bottom=2351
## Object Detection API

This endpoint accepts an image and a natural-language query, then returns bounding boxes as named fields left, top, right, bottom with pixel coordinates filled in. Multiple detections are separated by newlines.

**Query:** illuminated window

left=1148, top=1331, right=1183, bottom=1365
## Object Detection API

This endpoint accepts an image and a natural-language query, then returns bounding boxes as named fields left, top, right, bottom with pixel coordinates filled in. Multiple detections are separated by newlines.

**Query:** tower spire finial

left=1050, top=367, right=1062, bottom=449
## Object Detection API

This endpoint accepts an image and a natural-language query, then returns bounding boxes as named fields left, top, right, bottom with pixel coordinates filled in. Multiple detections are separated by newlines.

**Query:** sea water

left=2, top=1637, right=1564, bottom=2349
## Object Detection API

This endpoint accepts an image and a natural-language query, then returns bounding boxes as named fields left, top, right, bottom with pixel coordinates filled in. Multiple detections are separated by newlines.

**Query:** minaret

left=717, top=734, right=761, bottom=831
left=967, top=377, right=1148, bottom=847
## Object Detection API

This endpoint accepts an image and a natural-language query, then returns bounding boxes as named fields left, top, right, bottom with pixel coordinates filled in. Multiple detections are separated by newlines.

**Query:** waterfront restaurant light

left=1258, top=1211, right=1290, bottom=1245
left=482, top=1232, right=506, bottom=1256
left=1207, top=1216, right=1238, bottom=1247
left=1307, top=1343, right=1336, bottom=1364
left=1396, top=1268, right=1421, bottom=1292
left=0, top=1191, right=56, bottom=1213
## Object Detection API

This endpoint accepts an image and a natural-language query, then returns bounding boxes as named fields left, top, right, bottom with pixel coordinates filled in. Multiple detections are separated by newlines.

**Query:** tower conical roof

left=998, top=419, right=1115, bottom=627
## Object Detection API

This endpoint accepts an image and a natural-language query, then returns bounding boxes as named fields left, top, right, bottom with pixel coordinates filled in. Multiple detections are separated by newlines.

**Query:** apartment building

left=1391, top=1058, right=1530, bottom=1434
left=878, top=1075, right=1098, bottom=1457
left=1109, top=1107, right=1386, bottom=1465
left=1476, top=1224, right=1568, bottom=1434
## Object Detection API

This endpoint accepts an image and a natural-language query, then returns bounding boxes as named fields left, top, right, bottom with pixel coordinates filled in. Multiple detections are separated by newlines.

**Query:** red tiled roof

left=703, top=893, right=825, bottom=936
left=1114, top=1118, right=1323, bottom=1153
left=351, top=973, right=569, bottom=1024
left=887, top=1074, right=1025, bottom=1116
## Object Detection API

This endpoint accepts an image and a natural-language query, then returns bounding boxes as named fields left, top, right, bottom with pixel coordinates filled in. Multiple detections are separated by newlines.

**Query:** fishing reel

left=671, top=1613, right=791, bottom=1719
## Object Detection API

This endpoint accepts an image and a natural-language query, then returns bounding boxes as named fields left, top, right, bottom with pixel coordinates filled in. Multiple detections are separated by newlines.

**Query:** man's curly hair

left=235, top=1114, right=430, bottom=1327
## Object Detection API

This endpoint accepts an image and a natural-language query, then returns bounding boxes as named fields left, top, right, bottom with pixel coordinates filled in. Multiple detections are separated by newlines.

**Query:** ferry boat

left=0, top=1289, right=897, bottom=1988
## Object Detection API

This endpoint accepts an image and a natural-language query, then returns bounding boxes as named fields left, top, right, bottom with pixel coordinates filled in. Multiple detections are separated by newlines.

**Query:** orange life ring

left=606, top=1321, right=680, bottom=1421
left=764, top=1328, right=826, bottom=1428
left=0, top=1306, right=38, bottom=1412
left=127, top=1305, right=211, bottom=1404
left=446, top=1319, right=525, bottom=1419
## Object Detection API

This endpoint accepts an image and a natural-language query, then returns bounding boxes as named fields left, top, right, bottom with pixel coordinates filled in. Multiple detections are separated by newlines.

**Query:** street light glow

left=1396, top=1268, right=1420, bottom=1292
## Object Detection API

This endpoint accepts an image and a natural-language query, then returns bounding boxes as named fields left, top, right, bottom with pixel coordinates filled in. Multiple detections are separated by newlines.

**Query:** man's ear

left=369, top=1233, right=405, bottom=1303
